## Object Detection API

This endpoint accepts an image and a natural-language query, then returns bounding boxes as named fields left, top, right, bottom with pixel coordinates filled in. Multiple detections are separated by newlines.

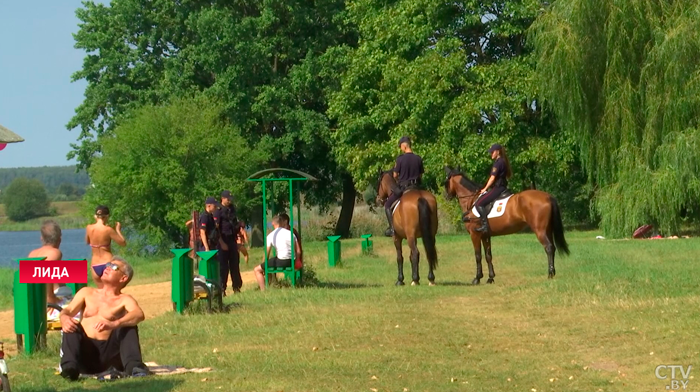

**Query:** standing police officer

left=198, top=197, right=219, bottom=252
left=214, top=190, right=241, bottom=295
left=383, top=136, right=425, bottom=236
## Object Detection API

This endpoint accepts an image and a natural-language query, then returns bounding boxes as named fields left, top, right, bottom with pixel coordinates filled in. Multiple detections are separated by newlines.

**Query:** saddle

left=388, top=185, right=420, bottom=212
left=462, top=188, right=513, bottom=221
left=479, top=188, right=512, bottom=214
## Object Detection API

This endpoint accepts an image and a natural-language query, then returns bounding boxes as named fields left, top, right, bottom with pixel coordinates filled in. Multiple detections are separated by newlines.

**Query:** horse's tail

left=549, top=196, right=570, bottom=256
left=418, top=197, right=438, bottom=270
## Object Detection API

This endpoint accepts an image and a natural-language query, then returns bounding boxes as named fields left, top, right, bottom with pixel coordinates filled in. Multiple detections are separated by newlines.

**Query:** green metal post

left=13, top=257, right=48, bottom=354
left=171, top=248, right=194, bottom=314
left=297, top=187, right=302, bottom=240
left=197, top=250, right=220, bottom=283
left=288, top=179, right=296, bottom=287
left=361, top=234, right=374, bottom=255
left=262, top=179, right=268, bottom=288
left=327, top=236, right=341, bottom=267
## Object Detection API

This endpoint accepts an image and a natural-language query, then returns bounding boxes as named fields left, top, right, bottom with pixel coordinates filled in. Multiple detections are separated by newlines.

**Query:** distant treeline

left=0, top=166, right=91, bottom=196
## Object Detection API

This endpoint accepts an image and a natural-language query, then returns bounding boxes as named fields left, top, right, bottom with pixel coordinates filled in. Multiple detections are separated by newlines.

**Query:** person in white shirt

left=254, top=215, right=302, bottom=291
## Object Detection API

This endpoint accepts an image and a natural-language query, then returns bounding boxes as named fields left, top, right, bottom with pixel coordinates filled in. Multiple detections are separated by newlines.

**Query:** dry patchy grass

left=3, top=232, right=699, bottom=391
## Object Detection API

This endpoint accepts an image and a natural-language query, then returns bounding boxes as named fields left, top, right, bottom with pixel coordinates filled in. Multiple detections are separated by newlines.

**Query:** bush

left=362, top=185, right=376, bottom=205
left=436, top=194, right=466, bottom=234
left=2, top=177, right=51, bottom=221
left=85, top=95, right=268, bottom=247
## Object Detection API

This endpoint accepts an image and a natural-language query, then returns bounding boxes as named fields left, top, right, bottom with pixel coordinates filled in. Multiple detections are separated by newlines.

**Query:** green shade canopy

left=246, top=168, right=318, bottom=181
left=0, top=123, right=25, bottom=143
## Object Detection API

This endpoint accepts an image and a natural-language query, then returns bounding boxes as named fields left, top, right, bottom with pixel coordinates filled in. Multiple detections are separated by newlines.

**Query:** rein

left=449, top=176, right=483, bottom=222
left=460, top=193, right=481, bottom=222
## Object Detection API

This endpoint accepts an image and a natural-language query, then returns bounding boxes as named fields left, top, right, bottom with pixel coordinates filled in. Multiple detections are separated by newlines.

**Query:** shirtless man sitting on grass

left=58, top=256, right=151, bottom=380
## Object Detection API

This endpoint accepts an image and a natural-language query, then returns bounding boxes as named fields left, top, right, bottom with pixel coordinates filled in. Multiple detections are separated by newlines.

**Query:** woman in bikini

left=85, top=205, right=127, bottom=288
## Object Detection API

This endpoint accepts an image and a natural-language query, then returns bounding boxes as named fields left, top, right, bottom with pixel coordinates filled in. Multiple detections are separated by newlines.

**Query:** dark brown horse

left=376, top=169, right=439, bottom=286
left=443, top=166, right=569, bottom=284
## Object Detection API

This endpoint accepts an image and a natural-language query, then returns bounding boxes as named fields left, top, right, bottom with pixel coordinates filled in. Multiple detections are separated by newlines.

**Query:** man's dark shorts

left=259, top=256, right=292, bottom=271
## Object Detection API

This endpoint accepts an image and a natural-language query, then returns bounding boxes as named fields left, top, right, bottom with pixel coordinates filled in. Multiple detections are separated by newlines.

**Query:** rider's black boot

left=474, top=205, right=490, bottom=234
left=385, top=206, right=395, bottom=237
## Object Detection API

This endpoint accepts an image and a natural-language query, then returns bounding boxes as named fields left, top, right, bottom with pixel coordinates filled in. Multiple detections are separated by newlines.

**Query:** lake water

left=0, top=229, right=92, bottom=268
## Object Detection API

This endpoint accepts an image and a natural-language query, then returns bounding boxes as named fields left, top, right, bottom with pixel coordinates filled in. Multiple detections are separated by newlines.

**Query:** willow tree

left=531, top=0, right=700, bottom=237
left=326, top=0, right=590, bottom=228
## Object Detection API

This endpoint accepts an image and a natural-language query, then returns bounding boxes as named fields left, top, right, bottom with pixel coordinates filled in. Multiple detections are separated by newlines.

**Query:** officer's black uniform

left=475, top=144, right=509, bottom=234
left=214, top=190, right=242, bottom=294
left=384, top=136, right=424, bottom=236
left=198, top=198, right=219, bottom=252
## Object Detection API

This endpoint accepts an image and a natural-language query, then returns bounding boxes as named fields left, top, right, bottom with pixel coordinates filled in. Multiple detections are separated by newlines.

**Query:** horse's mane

left=376, top=169, right=396, bottom=193
left=446, top=168, right=481, bottom=192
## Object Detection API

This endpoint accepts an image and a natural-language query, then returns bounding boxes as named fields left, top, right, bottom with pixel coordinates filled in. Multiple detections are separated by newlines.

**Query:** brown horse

left=443, top=166, right=569, bottom=284
left=376, top=169, right=439, bottom=286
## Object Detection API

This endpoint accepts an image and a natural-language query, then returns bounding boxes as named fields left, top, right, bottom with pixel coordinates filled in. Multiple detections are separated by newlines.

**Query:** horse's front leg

left=470, top=231, right=483, bottom=285
left=394, top=236, right=405, bottom=286
left=483, top=236, right=495, bottom=284
left=408, top=236, right=420, bottom=285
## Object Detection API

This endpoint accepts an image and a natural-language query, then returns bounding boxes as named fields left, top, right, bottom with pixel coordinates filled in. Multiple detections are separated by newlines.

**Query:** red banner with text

left=19, top=260, right=88, bottom=284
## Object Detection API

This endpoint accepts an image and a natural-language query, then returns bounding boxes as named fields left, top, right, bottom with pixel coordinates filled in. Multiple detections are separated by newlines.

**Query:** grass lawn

left=2, top=230, right=699, bottom=391
left=0, top=201, right=87, bottom=231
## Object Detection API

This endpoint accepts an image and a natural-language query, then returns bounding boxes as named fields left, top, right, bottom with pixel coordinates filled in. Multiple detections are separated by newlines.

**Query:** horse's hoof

left=411, top=281, right=419, bottom=286
left=396, top=281, right=405, bottom=286
left=471, top=279, right=480, bottom=285
left=548, top=273, right=555, bottom=279
left=487, top=278, right=494, bottom=284
left=428, top=281, right=435, bottom=286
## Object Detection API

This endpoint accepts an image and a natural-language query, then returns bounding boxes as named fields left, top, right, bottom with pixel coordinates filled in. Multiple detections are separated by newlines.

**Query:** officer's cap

left=398, top=136, right=411, bottom=147
left=488, top=143, right=502, bottom=153
left=221, top=190, right=233, bottom=199
left=205, top=197, right=217, bottom=205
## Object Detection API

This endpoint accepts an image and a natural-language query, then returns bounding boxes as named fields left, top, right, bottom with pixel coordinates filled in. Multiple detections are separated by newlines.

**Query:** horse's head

left=443, top=165, right=460, bottom=201
left=375, top=167, right=394, bottom=206
left=444, top=165, right=480, bottom=201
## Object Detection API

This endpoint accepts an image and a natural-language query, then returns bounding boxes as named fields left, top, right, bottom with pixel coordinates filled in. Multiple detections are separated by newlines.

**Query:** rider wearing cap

left=383, top=136, right=424, bottom=236
left=198, top=197, right=219, bottom=252
left=474, top=143, right=512, bottom=234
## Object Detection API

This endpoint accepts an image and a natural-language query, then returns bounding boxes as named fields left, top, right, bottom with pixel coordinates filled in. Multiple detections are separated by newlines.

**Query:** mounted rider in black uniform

left=383, top=136, right=424, bottom=237
left=474, top=143, right=512, bottom=235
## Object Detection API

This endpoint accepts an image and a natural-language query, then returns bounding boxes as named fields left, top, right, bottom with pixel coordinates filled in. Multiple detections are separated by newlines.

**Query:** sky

left=0, top=1, right=105, bottom=169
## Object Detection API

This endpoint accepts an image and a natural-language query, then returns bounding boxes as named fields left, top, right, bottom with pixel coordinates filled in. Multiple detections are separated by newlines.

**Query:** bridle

left=445, top=172, right=483, bottom=223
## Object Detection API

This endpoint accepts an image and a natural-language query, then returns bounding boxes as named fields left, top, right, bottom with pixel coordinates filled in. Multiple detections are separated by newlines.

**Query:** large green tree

left=68, top=0, right=360, bottom=237
left=86, top=96, right=267, bottom=249
left=531, top=0, right=700, bottom=237
left=2, top=178, right=51, bottom=222
left=326, top=0, right=589, bottom=225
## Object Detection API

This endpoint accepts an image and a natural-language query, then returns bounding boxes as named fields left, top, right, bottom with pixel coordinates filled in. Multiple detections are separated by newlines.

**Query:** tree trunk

left=334, top=172, right=356, bottom=238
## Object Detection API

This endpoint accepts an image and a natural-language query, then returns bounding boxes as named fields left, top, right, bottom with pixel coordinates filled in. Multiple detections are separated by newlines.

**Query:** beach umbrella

left=0, top=123, right=25, bottom=145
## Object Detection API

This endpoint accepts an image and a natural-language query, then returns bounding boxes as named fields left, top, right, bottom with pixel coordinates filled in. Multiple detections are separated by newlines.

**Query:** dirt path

left=0, top=271, right=257, bottom=349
